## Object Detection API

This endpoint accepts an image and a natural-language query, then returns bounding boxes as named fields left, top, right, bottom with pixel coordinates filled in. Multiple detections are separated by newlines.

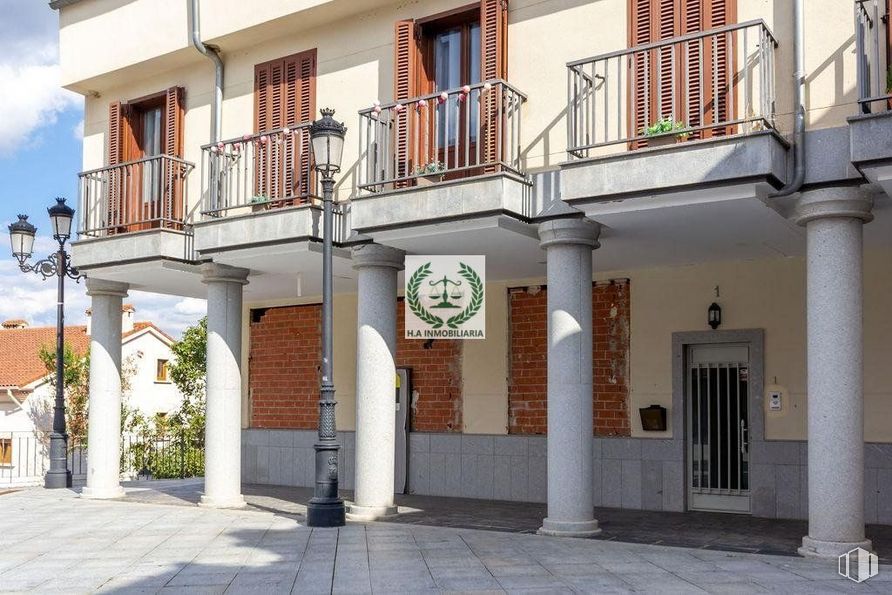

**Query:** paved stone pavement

left=0, top=487, right=890, bottom=594
left=123, top=480, right=892, bottom=562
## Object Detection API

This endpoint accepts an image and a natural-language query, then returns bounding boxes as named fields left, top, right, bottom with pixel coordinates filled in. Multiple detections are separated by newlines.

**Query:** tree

left=38, top=344, right=90, bottom=446
left=167, top=317, right=207, bottom=443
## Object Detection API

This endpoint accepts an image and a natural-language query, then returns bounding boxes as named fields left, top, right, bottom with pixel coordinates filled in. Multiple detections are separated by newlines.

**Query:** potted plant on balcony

left=641, top=117, right=689, bottom=148
left=414, top=161, right=446, bottom=187
left=250, top=194, right=270, bottom=212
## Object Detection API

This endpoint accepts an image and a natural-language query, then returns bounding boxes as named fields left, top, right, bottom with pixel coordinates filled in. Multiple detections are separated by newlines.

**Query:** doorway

left=686, top=343, right=750, bottom=513
left=395, top=368, right=411, bottom=494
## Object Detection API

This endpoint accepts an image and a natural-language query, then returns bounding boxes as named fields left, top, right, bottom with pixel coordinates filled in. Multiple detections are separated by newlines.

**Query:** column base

left=307, top=497, right=346, bottom=527
left=199, top=494, right=247, bottom=509
left=538, top=517, right=601, bottom=538
left=799, top=536, right=873, bottom=559
left=44, top=470, right=72, bottom=489
left=346, top=502, right=399, bottom=521
left=80, top=485, right=125, bottom=500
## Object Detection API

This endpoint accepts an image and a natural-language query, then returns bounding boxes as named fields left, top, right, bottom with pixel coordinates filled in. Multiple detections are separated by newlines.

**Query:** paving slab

left=0, top=486, right=890, bottom=594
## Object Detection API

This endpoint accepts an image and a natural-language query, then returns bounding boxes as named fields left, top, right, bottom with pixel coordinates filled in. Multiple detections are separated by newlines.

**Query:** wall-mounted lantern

left=708, top=302, right=722, bottom=329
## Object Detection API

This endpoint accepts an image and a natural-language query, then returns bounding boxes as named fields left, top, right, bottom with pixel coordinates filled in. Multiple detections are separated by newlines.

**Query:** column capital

left=352, top=243, right=405, bottom=271
left=200, top=263, right=250, bottom=285
left=85, top=278, right=129, bottom=298
left=791, top=186, right=874, bottom=227
left=538, top=217, right=601, bottom=250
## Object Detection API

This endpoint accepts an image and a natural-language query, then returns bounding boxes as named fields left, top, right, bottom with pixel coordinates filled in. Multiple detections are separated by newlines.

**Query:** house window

left=0, top=439, right=11, bottom=465
left=107, top=87, right=185, bottom=232
left=156, top=359, right=170, bottom=382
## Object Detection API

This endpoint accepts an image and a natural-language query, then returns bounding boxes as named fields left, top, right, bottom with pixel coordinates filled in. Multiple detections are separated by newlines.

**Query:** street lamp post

left=306, top=108, right=347, bottom=527
left=8, top=198, right=85, bottom=489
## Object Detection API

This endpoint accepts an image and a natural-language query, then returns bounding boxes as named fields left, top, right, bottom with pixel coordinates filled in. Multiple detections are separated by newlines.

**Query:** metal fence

left=78, top=155, right=195, bottom=237
left=0, top=432, right=87, bottom=487
left=357, top=79, right=526, bottom=193
left=201, top=124, right=317, bottom=217
left=121, top=433, right=205, bottom=480
left=855, top=0, right=891, bottom=113
left=567, top=20, right=778, bottom=158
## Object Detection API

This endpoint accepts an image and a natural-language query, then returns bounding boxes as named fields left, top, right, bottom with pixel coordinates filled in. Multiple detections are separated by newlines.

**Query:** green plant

left=886, top=65, right=892, bottom=93
left=38, top=344, right=91, bottom=447
left=250, top=194, right=269, bottom=204
left=641, top=117, right=688, bottom=138
left=414, top=160, right=445, bottom=176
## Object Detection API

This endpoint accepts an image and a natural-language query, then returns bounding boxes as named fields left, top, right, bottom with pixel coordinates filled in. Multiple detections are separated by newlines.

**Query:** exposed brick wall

left=508, top=280, right=631, bottom=436
left=397, top=300, right=463, bottom=433
left=248, top=301, right=463, bottom=432
left=248, top=305, right=321, bottom=429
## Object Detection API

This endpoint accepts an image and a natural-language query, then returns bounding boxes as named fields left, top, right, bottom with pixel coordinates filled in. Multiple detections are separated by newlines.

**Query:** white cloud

left=0, top=1, right=82, bottom=156
left=0, top=236, right=205, bottom=339
left=72, top=119, right=84, bottom=140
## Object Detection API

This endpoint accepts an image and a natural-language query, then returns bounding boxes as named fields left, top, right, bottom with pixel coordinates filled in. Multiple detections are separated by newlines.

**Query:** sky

left=0, top=0, right=206, bottom=338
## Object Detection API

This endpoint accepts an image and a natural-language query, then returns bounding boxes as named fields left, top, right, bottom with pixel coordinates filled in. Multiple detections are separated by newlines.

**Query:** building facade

left=54, top=0, right=892, bottom=557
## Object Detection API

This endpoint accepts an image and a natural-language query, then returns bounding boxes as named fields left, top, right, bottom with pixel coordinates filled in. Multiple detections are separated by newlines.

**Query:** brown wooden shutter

left=283, top=50, right=316, bottom=200
left=480, top=0, right=508, bottom=171
left=394, top=19, right=421, bottom=186
left=108, top=101, right=124, bottom=165
left=163, top=86, right=185, bottom=157
left=161, top=87, right=185, bottom=225
left=255, top=51, right=316, bottom=203
left=107, top=101, right=137, bottom=232
left=629, top=0, right=734, bottom=146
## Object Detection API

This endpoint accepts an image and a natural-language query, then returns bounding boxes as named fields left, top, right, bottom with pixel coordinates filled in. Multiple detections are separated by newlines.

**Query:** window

left=0, top=439, right=11, bottom=465
left=107, top=87, right=185, bottom=232
left=253, top=49, right=317, bottom=205
left=156, top=359, right=170, bottom=382
left=629, top=0, right=736, bottom=146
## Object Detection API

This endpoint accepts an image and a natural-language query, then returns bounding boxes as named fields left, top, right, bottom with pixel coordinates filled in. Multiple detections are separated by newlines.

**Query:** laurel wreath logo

left=406, top=261, right=484, bottom=330
left=446, top=263, right=484, bottom=329
left=406, top=262, right=444, bottom=329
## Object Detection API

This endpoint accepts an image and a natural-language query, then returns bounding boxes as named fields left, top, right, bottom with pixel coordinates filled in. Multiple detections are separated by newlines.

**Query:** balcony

left=561, top=20, right=788, bottom=204
left=850, top=0, right=892, bottom=195
left=351, top=79, right=531, bottom=234
left=194, top=126, right=346, bottom=270
left=72, top=154, right=204, bottom=296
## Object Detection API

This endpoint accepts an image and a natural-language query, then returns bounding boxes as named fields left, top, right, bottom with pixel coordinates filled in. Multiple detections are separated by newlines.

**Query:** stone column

left=793, top=187, right=873, bottom=558
left=537, top=217, right=601, bottom=537
left=81, top=279, right=129, bottom=500
left=200, top=263, right=250, bottom=509
left=347, top=243, right=405, bottom=520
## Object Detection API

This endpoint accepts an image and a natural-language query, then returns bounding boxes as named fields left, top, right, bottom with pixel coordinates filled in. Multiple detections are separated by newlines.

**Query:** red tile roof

left=0, top=321, right=174, bottom=389
left=0, top=325, right=90, bottom=388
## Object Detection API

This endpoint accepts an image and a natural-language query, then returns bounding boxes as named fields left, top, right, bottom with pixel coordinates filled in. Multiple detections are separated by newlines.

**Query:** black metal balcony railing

left=78, top=155, right=194, bottom=237
left=855, top=0, right=891, bottom=113
left=567, top=20, right=778, bottom=159
left=201, top=124, right=317, bottom=217
left=357, top=79, right=526, bottom=193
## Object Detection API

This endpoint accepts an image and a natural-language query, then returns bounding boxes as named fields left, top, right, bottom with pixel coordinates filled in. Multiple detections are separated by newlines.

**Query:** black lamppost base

left=306, top=497, right=346, bottom=527
left=45, top=469, right=72, bottom=489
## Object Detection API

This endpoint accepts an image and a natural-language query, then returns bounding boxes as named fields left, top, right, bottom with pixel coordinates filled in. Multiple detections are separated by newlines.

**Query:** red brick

left=507, top=281, right=631, bottom=436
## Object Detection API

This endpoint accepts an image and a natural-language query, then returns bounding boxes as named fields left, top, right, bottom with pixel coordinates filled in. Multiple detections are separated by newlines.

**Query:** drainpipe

left=772, top=0, right=806, bottom=197
left=5, top=388, right=24, bottom=412
left=189, top=0, right=223, bottom=142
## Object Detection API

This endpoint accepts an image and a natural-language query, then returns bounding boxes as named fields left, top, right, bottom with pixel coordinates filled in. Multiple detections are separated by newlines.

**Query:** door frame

left=671, top=329, right=764, bottom=513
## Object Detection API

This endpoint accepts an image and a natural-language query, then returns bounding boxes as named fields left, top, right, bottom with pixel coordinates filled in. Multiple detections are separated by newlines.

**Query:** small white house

left=0, top=306, right=184, bottom=486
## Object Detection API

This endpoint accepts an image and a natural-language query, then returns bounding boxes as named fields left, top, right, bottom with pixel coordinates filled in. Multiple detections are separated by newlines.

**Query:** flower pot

left=415, top=174, right=443, bottom=187
left=644, top=134, right=677, bottom=148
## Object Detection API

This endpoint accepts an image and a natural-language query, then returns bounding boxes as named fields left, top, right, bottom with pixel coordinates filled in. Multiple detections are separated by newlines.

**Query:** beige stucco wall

left=74, top=0, right=862, bottom=203
left=240, top=251, right=892, bottom=443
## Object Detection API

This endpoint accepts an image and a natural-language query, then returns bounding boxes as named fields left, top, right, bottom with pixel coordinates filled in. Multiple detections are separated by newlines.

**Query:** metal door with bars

left=687, top=344, right=750, bottom=513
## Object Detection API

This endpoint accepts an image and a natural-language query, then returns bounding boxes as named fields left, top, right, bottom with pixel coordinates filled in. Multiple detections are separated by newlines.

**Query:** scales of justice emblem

left=404, top=255, right=485, bottom=339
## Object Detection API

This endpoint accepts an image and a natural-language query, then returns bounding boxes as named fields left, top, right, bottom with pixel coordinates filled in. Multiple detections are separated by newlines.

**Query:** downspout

left=189, top=0, right=223, bottom=143
left=771, top=0, right=806, bottom=197
left=5, top=388, right=24, bottom=412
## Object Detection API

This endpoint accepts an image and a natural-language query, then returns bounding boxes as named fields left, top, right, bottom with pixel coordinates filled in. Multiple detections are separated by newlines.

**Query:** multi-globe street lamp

left=7, top=198, right=85, bottom=489
left=306, top=108, right=347, bottom=527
